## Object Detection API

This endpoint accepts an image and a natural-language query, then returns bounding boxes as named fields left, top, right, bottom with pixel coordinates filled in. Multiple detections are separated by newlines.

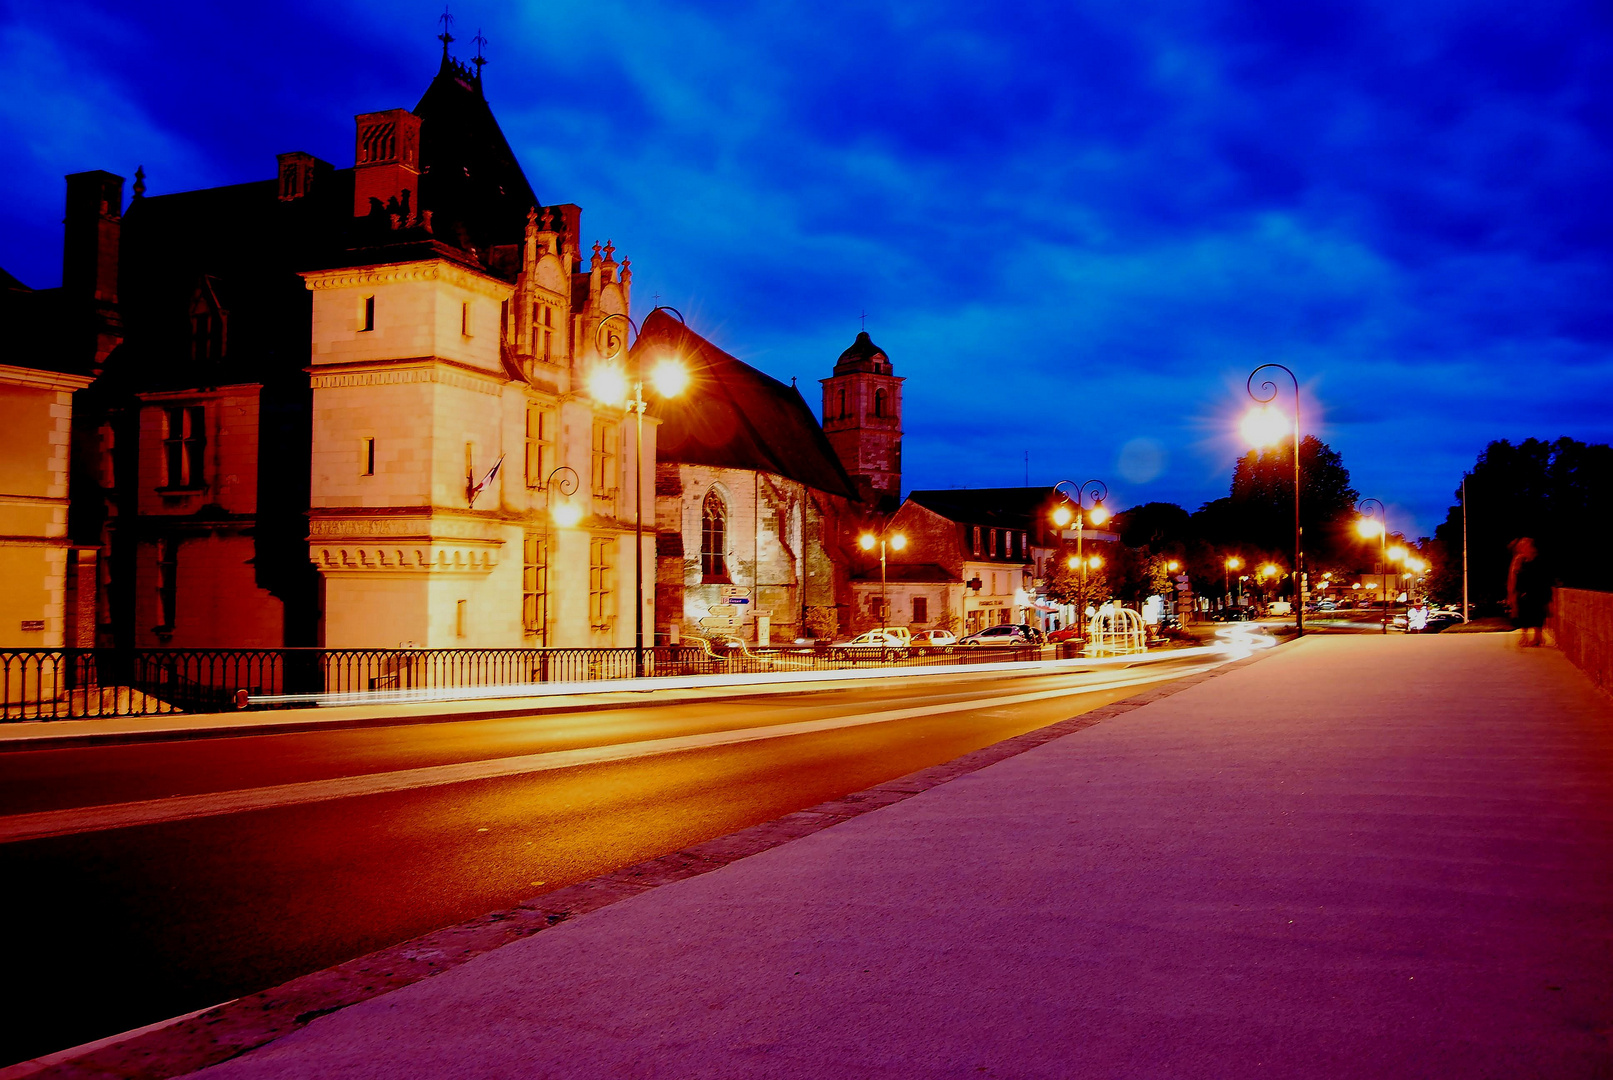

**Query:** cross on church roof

left=860, top=309, right=867, bottom=330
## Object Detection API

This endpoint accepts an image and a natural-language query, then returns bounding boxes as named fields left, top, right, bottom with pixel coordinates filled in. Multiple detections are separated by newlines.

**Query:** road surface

left=0, top=656, right=1211, bottom=1066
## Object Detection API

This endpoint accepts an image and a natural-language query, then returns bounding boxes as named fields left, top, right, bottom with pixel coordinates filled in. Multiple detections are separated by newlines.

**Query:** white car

left=830, top=628, right=910, bottom=659
left=910, top=629, right=958, bottom=651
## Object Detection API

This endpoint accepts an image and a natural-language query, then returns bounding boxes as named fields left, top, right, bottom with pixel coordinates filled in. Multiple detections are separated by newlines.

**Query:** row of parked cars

left=828, top=624, right=1047, bottom=659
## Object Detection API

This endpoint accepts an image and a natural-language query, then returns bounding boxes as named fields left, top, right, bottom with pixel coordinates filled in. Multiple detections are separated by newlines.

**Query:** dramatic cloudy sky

left=3, top=0, right=1610, bottom=535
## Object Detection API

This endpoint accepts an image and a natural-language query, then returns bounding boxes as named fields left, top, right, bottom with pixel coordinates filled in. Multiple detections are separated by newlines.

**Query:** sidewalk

left=99, top=635, right=1613, bottom=1076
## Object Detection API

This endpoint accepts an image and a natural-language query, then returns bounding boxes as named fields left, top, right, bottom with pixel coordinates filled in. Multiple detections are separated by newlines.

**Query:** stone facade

left=821, top=331, right=903, bottom=511
left=0, top=364, right=93, bottom=650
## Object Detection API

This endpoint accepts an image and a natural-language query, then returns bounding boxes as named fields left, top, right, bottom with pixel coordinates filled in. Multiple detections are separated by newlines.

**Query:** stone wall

left=1553, top=587, right=1613, bottom=698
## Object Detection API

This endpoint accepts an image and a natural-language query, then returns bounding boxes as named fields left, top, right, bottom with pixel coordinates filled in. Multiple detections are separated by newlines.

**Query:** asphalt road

left=0, top=657, right=1212, bottom=1067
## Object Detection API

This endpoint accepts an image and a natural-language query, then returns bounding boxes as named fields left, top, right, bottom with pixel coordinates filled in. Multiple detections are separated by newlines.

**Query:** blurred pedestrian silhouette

left=1506, top=537, right=1550, bottom=648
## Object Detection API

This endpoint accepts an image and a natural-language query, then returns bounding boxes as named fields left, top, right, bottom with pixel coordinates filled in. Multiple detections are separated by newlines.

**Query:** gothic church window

left=701, top=489, right=728, bottom=581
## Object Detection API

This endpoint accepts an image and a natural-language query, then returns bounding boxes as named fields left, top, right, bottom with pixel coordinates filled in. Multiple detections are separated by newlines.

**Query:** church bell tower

left=821, top=330, right=904, bottom=510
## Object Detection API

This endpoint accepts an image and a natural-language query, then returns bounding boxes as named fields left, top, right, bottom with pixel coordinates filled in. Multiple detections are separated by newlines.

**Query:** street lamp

left=859, top=529, right=907, bottom=633
left=1224, top=556, right=1243, bottom=611
left=1356, top=498, right=1389, bottom=635
left=1052, top=479, right=1109, bottom=642
left=592, top=307, right=689, bottom=677
left=540, top=466, right=581, bottom=645
left=1244, top=364, right=1304, bottom=636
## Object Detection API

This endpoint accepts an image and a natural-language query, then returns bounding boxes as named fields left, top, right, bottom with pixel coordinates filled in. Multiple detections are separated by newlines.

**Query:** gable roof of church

left=635, top=309, right=859, bottom=500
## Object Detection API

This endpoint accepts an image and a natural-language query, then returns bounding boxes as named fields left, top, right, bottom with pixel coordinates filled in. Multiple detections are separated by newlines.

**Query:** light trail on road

left=0, top=656, right=1216, bottom=1067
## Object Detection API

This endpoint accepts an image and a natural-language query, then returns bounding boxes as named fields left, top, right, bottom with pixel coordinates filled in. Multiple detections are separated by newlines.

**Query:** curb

left=19, top=645, right=1275, bottom=1079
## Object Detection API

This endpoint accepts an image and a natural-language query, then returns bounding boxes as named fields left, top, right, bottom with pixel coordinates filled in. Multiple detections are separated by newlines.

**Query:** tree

left=1431, top=437, right=1613, bottom=608
left=1227, top=435, right=1360, bottom=566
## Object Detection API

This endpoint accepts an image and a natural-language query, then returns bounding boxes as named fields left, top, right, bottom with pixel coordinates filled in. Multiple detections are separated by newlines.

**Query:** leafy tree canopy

left=1431, top=437, right=1613, bottom=606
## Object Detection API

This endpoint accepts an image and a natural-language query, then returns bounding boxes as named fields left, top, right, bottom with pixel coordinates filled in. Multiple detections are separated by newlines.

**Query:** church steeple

left=820, top=327, right=904, bottom=509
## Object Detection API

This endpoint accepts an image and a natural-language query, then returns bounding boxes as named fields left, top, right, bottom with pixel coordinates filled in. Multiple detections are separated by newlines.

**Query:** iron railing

left=0, top=643, right=1043, bottom=722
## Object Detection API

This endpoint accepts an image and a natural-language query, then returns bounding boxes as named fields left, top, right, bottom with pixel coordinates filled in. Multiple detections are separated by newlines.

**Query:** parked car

left=910, top=629, right=958, bottom=651
left=1266, top=600, right=1293, bottom=616
left=830, top=627, right=910, bottom=659
left=960, top=624, right=1036, bottom=646
left=1047, top=625, right=1084, bottom=643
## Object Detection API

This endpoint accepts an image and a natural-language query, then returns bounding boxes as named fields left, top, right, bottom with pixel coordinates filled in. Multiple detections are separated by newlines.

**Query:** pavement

left=37, top=632, right=1613, bottom=1078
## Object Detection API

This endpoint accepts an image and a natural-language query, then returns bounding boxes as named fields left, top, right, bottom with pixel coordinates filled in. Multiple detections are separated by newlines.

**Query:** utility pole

left=1461, top=476, right=1469, bottom=622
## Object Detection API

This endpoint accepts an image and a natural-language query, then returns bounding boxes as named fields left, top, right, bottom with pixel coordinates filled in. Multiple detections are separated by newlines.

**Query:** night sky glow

left=3, top=1, right=1610, bottom=536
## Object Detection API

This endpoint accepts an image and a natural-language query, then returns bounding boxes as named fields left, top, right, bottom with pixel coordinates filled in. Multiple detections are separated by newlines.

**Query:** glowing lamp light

left=859, top=533, right=876, bottom=551
left=1261, top=563, right=1279, bottom=579
left=1356, top=517, right=1384, bottom=539
left=1088, top=555, right=1104, bottom=570
left=1067, top=556, right=1079, bottom=570
left=588, top=364, right=628, bottom=406
left=1052, top=505, right=1073, bottom=527
left=1241, top=405, right=1288, bottom=448
left=889, top=534, right=907, bottom=552
left=1352, top=582, right=1362, bottom=590
left=1167, top=560, right=1181, bottom=572
left=1388, top=545, right=1408, bottom=563
left=1225, top=556, right=1243, bottom=571
left=651, top=357, right=689, bottom=399
left=1088, top=503, right=1110, bottom=526
left=551, top=501, right=582, bottom=528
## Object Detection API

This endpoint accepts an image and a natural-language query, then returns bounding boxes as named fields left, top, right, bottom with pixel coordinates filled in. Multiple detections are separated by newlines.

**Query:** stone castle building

left=9, top=42, right=919, bottom=654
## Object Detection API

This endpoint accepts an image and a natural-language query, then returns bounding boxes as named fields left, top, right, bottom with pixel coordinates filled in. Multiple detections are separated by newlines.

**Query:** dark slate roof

left=848, top=562, right=954, bottom=584
left=635, top=309, right=858, bottom=500
left=907, top=487, right=1056, bottom=529
left=833, top=330, right=892, bottom=375
left=111, top=55, right=545, bottom=392
left=412, top=53, right=540, bottom=263
left=0, top=279, right=79, bottom=374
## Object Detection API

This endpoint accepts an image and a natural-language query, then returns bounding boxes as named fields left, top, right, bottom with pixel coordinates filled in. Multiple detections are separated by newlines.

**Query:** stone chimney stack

left=352, top=109, right=422, bottom=218
left=62, top=170, right=122, bottom=305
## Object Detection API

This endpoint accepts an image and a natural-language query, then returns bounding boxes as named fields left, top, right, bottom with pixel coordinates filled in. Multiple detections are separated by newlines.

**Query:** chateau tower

left=820, top=331, right=904, bottom=510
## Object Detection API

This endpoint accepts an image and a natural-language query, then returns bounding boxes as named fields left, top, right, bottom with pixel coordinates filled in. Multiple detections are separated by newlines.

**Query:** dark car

left=960, top=623, right=1042, bottom=646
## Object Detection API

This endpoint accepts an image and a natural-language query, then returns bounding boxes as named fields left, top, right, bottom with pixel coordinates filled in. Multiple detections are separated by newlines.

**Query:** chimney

left=62, top=170, right=122, bottom=304
left=352, top=109, right=422, bottom=218
left=277, top=151, right=326, bottom=201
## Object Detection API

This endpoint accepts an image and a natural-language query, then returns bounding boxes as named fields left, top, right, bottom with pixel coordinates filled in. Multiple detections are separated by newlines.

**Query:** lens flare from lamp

left=1241, top=406, right=1288, bottom=448
left=551, top=502, right=582, bottom=528
left=889, top=534, right=907, bottom=551
left=1052, top=505, right=1072, bottom=527
left=1089, top=555, right=1104, bottom=569
left=588, top=365, right=628, bottom=406
left=859, top=533, right=876, bottom=551
left=1226, top=556, right=1242, bottom=570
left=1262, top=563, right=1278, bottom=578
left=651, top=358, right=689, bottom=398
left=1067, top=556, right=1079, bottom=570
left=1356, top=517, right=1384, bottom=539
left=1388, top=545, right=1408, bottom=562
left=1088, top=503, right=1110, bottom=526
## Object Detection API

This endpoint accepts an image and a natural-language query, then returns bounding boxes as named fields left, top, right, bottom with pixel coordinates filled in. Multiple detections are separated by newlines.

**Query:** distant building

left=855, top=487, right=1073, bottom=635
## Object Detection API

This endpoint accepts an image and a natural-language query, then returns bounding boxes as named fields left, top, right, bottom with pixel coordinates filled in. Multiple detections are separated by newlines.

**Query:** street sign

left=719, top=585, right=751, bottom=602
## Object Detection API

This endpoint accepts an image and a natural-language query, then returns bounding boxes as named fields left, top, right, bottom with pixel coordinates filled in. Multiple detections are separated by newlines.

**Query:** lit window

left=589, top=535, right=614, bottom=628
left=361, top=296, right=375, bottom=332
left=590, top=419, right=616, bottom=497
left=990, top=529, right=998, bottom=557
left=523, top=532, right=548, bottom=641
left=525, top=404, right=555, bottom=487
left=972, top=526, right=981, bottom=556
left=701, top=489, right=728, bottom=581
left=162, top=406, right=206, bottom=488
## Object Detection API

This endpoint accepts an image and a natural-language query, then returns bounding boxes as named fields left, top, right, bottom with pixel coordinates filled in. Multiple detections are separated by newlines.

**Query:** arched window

left=701, top=489, right=728, bottom=580
left=874, top=388, right=887, bottom=418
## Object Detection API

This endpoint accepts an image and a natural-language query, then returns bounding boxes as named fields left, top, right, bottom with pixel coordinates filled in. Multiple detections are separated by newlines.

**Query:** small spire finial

left=603, top=239, right=615, bottom=261
left=132, top=165, right=147, bottom=199
left=472, top=29, right=488, bottom=73
left=437, top=7, right=455, bottom=56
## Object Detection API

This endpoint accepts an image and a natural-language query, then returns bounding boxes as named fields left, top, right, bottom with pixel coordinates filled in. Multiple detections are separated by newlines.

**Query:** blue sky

left=4, top=0, right=1610, bottom=536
